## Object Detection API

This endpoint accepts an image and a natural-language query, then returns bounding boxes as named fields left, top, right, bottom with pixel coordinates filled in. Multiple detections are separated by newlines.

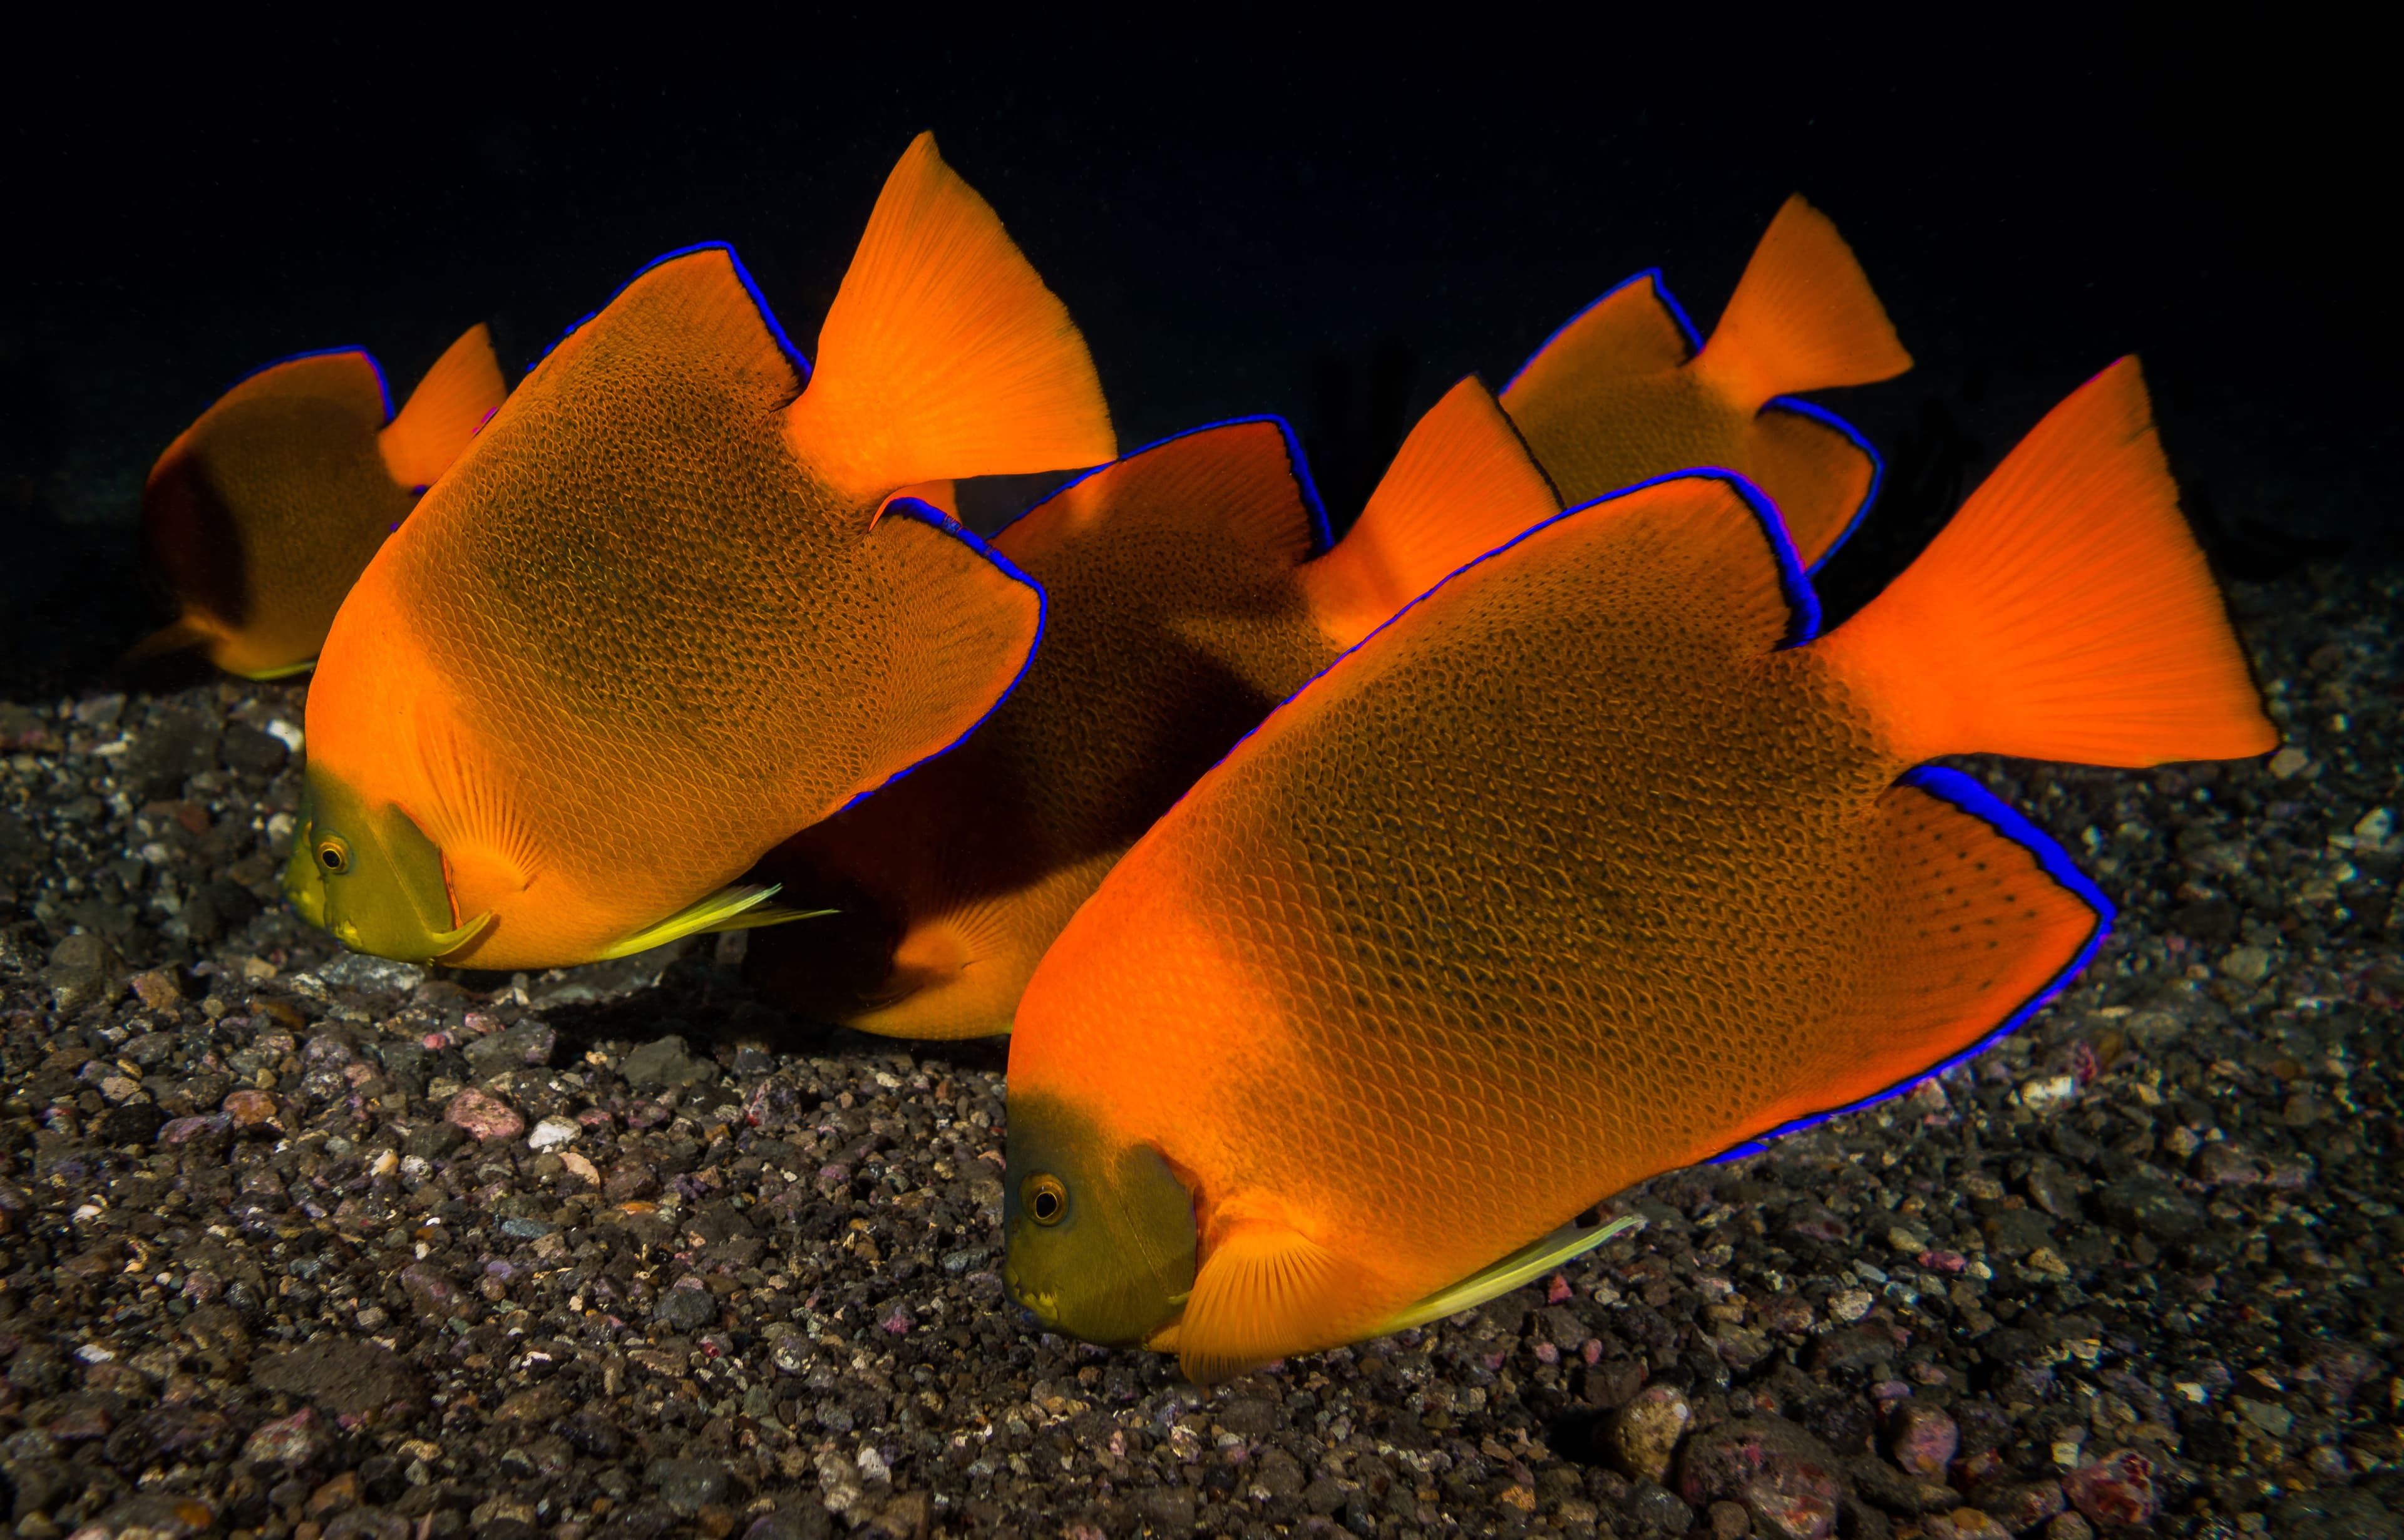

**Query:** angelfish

left=284, top=134, right=1115, bottom=968
left=1503, top=195, right=1910, bottom=567
left=1000, top=357, right=2274, bottom=1382
left=744, top=377, right=1560, bottom=1039
left=133, top=326, right=504, bottom=678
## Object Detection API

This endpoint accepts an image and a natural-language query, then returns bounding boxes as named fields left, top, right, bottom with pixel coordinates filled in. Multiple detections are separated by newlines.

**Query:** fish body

left=1002, top=359, right=2274, bottom=1382
left=746, top=379, right=1559, bottom=1038
left=135, top=327, right=504, bottom=678
left=287, top=135, right=1114, bottom=969
left=1503, top=195, right=1909, bottom=567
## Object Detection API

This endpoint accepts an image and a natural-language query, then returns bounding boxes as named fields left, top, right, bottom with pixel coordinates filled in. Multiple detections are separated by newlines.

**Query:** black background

left=4, top=14, right=2391, bottom=696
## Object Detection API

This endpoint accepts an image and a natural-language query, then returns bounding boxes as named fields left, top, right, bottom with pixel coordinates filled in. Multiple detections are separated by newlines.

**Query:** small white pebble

left=2267, top=746, right=2311, bottom=779
left=2354, top=806, right=2394, bottom=847
left=2020, top=1073, right=2079, bottom=1112
left=74, top=1343, right=115, bottom=1363
left=267, top=719, right=304, bottom=753
left=1829, top=1288, right=1874, bottom=1323
left=528, top=1115, right=581, bottom=1151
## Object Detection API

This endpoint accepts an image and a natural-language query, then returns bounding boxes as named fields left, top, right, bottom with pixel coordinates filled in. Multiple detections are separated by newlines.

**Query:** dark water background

left=3, top=18, right=2392, bottom=698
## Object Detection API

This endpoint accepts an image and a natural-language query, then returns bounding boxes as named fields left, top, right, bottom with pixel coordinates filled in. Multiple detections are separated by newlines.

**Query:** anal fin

left=1747, top=399, right=1880, bottom=570
left=1375, top=1215, right=1643, bottom=1335
left=1725, top=767, right=2110, bottom=1153
left=597, top=884, right=831, bottom=962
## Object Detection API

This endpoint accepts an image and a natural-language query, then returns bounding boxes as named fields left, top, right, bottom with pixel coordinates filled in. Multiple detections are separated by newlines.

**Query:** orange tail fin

left=1691, top=196, right=1911, bottom=414
left=788, top=132, right=1116, bottom=503
left=1298, top=377, right=1561, bottom=650
left=1817, top=357, right=2277, bottom=768
left=378, top=324, right=505, bottom=490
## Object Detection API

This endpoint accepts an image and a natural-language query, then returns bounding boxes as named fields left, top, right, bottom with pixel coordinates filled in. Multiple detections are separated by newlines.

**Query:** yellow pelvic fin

left=1374, top=1215, right=1645, bottom=1336
left=595, top=884, right=831, bottom=962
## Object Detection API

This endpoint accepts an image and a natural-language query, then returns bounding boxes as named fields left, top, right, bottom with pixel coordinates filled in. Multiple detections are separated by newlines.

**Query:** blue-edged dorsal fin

left=992, top=416, right=1326, bottom=574
left=1501, top=269, right=1698, bottom=410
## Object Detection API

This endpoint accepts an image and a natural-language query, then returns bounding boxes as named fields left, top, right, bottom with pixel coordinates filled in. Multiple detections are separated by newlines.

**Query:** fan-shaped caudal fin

left=1298, top=377, right=1561, bottom=651
left=1499, top=270, right=1695, bottom=455
left=787, top=133, right=1117, bottom=505
left=1816, top=357, right=2278, bottom=769
left=1747, top=401, right=1879, bottom=570
left=1175, top=1220, right=1379, bottom=1385
left=1691, top=196, right=1912, bottom=415
left=378, top=325, right=506, bottom=491
left=1721, top=768, right=2110, bottom=1159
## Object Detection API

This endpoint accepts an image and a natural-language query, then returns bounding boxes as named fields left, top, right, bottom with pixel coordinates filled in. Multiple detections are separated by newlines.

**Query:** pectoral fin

left=596, top=884, right=832, bottom=962
left=1174, top=1220, right=1375, bottom=1385
left=1373, top=1215, right=1643, bottom=1337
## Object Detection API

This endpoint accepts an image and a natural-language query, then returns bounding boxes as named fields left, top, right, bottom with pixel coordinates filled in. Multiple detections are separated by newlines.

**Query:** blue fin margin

left=831, top=495, right=1049, bottom=814
left=524, top=240, right=813, bottom=393
left=1500, top=268, right=1705, bottom=398
left=217, top=346, right=392, bottom=425
left=1710, top=765, right=2115, bottom=1163
left=984, top=413, right=1333, bottom=557
left=1759, top=394, right=1886, bottom=573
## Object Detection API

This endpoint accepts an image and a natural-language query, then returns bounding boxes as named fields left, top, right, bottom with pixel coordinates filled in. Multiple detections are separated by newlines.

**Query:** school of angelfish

left=138, top=133, right=2277, bottom=1384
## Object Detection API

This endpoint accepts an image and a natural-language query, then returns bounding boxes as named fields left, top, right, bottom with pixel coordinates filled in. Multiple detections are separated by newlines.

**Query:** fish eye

left=1024, top=1173, right=1068, bottom=1226
left=314, top=836, right=352, bottom=875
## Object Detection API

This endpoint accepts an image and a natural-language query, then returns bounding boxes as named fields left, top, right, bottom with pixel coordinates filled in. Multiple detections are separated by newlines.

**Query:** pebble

left=2060, top=1450, right=2157, bottom=1526
left=0, top=566, right=2396, bottom=1532
left=442, top=1087, right=525, bottom=1142
left=1886, top=1401, right=1958, bottom=1478
left=1610, top=1383, right=1693, bottom=1482
left=527, top=1114, right=580, bottom=1150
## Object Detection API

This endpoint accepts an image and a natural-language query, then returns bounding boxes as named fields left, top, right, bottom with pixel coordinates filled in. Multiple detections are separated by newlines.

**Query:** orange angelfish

left=284, top=133, right=1115, bottom=970
left=744, top=376, right=1559, bottom=1039
left=1000, top=357, right=2274, bottom=1382
left=1503, top=195, right=1911, bottom=567
left=133, top=327, right=505, bottom=679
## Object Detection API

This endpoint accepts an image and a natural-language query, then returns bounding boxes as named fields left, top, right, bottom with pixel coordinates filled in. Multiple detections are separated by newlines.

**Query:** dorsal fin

left=1298, top=378, right=1560, bottom=651
left=1715, top=767, right=2109, bottom=1159
left=378, top=324, right=506, bottom=491
left=1501, top=269, right=1697, bottom=403
left=1690, top=195, right=1913, bottom=414
left=528, top=244, right=806, bottom=413
left=994, top=417, right=1325, bottom=572
left=209, top=347, right=389, bottom=421
left=787, top=133, right=1116, bottom=503
left=1747, top=398, right=1882, bottom=570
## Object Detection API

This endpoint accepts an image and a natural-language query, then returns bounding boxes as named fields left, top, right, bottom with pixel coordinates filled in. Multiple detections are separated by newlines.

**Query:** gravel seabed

left=0, top=565, right=2397, bottom=1540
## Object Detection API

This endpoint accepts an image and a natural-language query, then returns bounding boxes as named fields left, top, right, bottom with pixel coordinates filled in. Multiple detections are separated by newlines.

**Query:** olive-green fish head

left=283, top=764, right=491, bottom=963
left=1002, top=1091, right=1196, bottom=1347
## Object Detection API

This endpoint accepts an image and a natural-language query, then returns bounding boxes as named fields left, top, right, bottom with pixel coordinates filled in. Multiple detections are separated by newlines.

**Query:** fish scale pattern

left=753, top=421, right=1337, bottom=1037
left=151, top=359, right=408, bottom=672
left=342, top=249, right=1035, bottom=960
left=1019, top=476, right=2032, bottom=1332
